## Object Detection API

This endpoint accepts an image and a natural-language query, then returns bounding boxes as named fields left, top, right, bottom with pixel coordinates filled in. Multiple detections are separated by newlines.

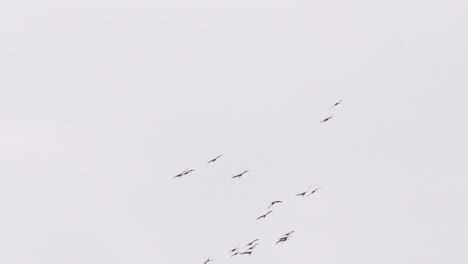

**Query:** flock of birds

left=172, top=99, right=344, bottom=263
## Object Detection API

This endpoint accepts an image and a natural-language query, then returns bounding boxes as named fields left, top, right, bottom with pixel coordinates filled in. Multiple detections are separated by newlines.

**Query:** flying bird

left=228, top=244, right=239, bottom=254
left=203, top=257, right=213, bottom=264
left=240, top=251, right=253, bottom=255
left=173, top=169, right=189, bottom=179
left=244, top=239, right=259, bottom=247
left=320, top=115, right=334, bottom=123
left=268, top=200, right=283, bottom=209
left=296, top=186, right=311, bottom=197
left=183, top=169, right=195, bottom=175
left=207, top=155, right=222, bottom=164
left=231, top=252, right=239, bottom=257
left=256, top=210, right=273, bottom=220
left=276, top=236, right=290, bottom=245
left=232, top=170, right=249, bottom=179
left=283, top=231, right=295, bottom=237
left=307, top=187, right=323, bottom=197
left=330, top=99, right=343, bottom=108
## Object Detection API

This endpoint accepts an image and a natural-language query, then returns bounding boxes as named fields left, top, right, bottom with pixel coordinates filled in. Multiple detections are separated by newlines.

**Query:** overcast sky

left=1, top=0, right=467, bottom=263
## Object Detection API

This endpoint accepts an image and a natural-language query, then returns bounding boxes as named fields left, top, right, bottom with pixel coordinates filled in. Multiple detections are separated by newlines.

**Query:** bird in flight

left=283, top=231, right=295, bottom=237
left=244, top=239, right=259, bottom=247
left=276, top=236, right=290, bottom=245
left=232, top=170, right=249, bottom=179
left=307, top=187, right=323, bottom=197
left=296, top=186, right=311, bottom=197
left=231, top=252, right=239, bottom=257
left=207, top=155, right=222, bottom=164
left=320, top=115, right=334, bottom=123
left=203, top=257, right=213, bottom=264
left=240, top=251, right=253, bottom=255
left=173, top=169, right=189, bottom=179
left=268, top=200, right=283, bottom=209
left=330, top=99, right=343, bottom=109
left=256, top=210, right=273, bottom=220
left=228, top=244, right=239, bottom=254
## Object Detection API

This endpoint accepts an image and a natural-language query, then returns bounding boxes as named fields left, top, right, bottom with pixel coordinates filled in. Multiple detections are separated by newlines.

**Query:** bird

left=256, top=210, right=273, bottom=220
left=283, top=231, right=295, bottom=237
left=276, top=236, right=290, bottom=245
left=330, top=99, right=343, bottom=109
left=228, top=244, right=239, bottom=254
left=296, top=186, right=311, bottom=197
left=173, top=169, right=189, bottom=179
left=307, top=187, right=323, bottom=197
left=244, top=239, right=259, bottom=247
left=207, top=155, right=222, bottom=164
left=268, top=200, right=283, bottom=209
left=232, top=170, right=249, bottom=179
left=203, top=257, right=213, bottom=264
left=183, top=169, right=195, bottom=175
left=247, top=244, right=259, bottom=251
left=320, top=115, right=334, bottom=123
left=231, top=252, right=240, bottom=257
left=240, top=251, right=253, bottom=255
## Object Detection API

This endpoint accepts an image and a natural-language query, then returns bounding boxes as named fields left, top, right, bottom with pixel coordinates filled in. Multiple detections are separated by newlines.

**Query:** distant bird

left=268, top=200, right=283, bottom=209
left=283, top=231, right=295, bottom=237
left=232, top=170, right=249, bottom=179
left=246, top=243, right=259, bottom=251
left=330, top=99, right=343, bottom=109
left=256, top=210, right=273, bottom=220
left=183, top=169, right=195, bottom=175
left=207, top=155, right=222, bottom=164
left=296, top=186, right=311, bottom=197
left=231, top=252, right=239, bottom=257
left=244, top=239, right=259, bottom=247
left=173, top=169, right=189, bottom=179
left=320, top=115, right=334, bottom=123
left=203, top=257, right=213, bottom=264
left=228, top=244, right=239, bottom=254
left=276, top=236, right=290, bottom=245
left=307, top=187, right=323, bottom=197
left=240, top=251, right=253, bottom=255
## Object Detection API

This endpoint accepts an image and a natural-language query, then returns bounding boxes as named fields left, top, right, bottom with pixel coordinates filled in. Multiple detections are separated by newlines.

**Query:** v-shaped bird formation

left=169, top=100, right=344, bottom=263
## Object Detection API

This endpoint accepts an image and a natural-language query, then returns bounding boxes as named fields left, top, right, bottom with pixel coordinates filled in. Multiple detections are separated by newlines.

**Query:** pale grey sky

left=1, top=0, right=467, bottom=263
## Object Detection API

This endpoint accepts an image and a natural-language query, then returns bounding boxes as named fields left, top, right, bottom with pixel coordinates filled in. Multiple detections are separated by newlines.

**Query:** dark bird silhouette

left=307, top=187, right=323, bottom=197
left=330, top=99, right=343, bottom=109
left=203, top=257, right=213, bottom=264
left=268, top=200, right=283, bottom=209
left=207, top=155, right=222, bottom=164
left=283, top=231, right=295, bottom=237
left=183, top=169, right=195, bottom=175
left=296, top=186, right=311, bottom=197
left=173, top=169, right=189, bottom=179
left=320, top=115, right=334, bottom=123
left=256, top=210, right=273, bottom=220
left=244, top=239, right=259, bottom=247
left=247, top=244, right=258, bottom=251
left=228, top=244, right=239, bottom=254
left=231, top=252, right=239, bottom=257
left=276, top=236, right=290, bottom=245
left=240, top=251, right=252, bottom=255
left=232, top=170, right=249, bottom=179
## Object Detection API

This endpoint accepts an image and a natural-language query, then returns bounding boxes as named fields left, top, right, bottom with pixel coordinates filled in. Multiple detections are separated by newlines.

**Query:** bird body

left=268, top=200, right=283, bottom=209
left=307, top=187, right=323, bottom=197
left=256, top=210, right=273, bottom=220
left=207, top=155, right=222, bottom=164
left=296, top=186, right=311, bottom=197
left=320, top=115, right=334, bottom=123
left=330, top=99, right=343, bottom=108
left=232, top=170, right=249, bottom=179
left=240, top=251, right=252, bottom=255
